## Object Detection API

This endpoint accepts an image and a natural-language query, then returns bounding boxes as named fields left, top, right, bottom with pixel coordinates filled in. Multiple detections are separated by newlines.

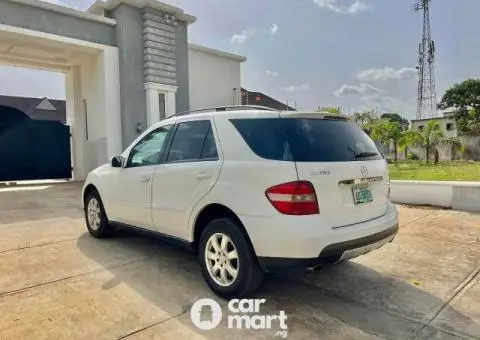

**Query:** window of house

left=446, top=123, right=454, bottom=131
left=166, top=120, right=218, bottom=162
left=418, top=125, right=424, bottom=131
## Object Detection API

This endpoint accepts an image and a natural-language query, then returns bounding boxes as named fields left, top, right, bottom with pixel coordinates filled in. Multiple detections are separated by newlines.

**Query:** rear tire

left=84, top=190, right=113, bottom=238
left=199, top=218, right=264, bottom=298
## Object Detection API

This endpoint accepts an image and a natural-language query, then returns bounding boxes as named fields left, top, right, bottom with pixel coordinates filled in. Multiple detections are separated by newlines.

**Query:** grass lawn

left=388, top=161, right=480, bottom=181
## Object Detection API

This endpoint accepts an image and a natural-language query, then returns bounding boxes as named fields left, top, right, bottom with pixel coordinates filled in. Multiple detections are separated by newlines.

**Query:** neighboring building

left=0, top=95, right=66, bottom=123
left=240, top=88, right=296, bottom=111
left=188, top=44, right=245, bottom=110
left=410, top=111, right=457, bottom=138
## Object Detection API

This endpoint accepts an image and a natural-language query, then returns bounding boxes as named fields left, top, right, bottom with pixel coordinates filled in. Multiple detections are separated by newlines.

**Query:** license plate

left=352, top=185, right=373, bottom=204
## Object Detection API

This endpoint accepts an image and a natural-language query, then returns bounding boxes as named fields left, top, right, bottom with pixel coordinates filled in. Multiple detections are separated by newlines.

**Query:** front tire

left=199, top=218, right=264, bottom=298
left=84, top=190, right=113, bottom=238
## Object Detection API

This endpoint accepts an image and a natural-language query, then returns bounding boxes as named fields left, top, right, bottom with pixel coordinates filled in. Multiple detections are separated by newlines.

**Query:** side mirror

left=110, top=155, right=123, bottom=168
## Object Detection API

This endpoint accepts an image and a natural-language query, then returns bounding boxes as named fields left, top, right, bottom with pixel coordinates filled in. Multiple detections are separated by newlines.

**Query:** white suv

left=82, top=106, right=399, bottom=298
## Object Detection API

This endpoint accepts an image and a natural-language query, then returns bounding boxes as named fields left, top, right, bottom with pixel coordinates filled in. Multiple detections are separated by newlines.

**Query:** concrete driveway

left=0, top=183, right=478, bottom=340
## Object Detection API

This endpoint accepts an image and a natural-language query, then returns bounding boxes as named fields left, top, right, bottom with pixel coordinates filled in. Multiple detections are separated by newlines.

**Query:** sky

left=1, top=0, right=480, bottom=120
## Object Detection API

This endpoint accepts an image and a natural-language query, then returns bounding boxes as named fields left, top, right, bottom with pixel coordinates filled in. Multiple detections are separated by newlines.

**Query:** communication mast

left=414, top=0, right=438, bottom=119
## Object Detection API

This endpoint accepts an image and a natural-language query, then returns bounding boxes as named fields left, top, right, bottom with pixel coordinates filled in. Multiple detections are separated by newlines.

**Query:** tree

left=438, top=78, right=480, bottom=135
left=399, top=120, right=445, bottom=163
left=352, top=110, right=377, bottom=135
left=381, top=113, right=409, bottom=131
left=316, top=106, right=342, bottom=115
left=370, top=119, right=404, bottom=163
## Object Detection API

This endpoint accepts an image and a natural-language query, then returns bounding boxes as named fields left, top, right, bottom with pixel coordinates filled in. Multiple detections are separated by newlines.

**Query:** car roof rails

left=170, top=105, right=277, bottom=118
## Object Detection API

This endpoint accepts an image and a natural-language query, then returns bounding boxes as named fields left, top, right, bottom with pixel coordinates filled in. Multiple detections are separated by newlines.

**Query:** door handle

left=196, top=173, right=212, bottom=180
left=140, top=176, right=151, bottom=183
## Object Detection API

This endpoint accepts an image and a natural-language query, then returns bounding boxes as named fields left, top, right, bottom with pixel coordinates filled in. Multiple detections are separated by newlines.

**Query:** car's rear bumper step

left=257, top=224, right=399, bottom=272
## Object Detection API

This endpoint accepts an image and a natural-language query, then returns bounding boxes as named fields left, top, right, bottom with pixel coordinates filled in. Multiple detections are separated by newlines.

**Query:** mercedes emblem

left=360, top=165, right=368, bottom=178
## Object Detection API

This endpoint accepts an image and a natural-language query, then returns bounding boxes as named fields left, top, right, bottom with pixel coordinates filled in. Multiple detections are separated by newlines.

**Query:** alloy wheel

left=205, top=233, right=239, bottom=287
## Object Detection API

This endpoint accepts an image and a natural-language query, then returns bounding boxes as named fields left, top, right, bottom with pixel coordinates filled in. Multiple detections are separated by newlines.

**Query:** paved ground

left=0, top=183, right=478, bottom=340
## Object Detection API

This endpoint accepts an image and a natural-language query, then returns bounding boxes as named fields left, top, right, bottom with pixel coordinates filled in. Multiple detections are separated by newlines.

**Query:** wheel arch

left=192, top=203, right=256, bottom=254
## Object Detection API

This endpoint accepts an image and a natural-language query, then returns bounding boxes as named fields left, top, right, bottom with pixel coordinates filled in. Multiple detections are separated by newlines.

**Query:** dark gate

left=0, top=106, right=72, bottom=182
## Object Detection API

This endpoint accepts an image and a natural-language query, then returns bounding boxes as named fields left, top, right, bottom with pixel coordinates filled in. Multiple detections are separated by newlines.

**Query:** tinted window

left=167, top=120, right=213, bottom=162
left=230, top=118, right=382, bottom=162
left=127, top=125, right=172, bottom=167
left=200, top=126, right=219, bottom=160
left=230, top=119, right=292, bottom=161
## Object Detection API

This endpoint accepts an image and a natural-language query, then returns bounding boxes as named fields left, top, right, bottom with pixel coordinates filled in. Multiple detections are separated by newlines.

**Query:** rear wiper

left=354, top=152, right=378, bottom=159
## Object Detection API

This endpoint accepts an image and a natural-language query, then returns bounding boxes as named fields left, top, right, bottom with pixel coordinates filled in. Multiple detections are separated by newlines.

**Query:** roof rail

left=171, top=105, right=277, bottom=118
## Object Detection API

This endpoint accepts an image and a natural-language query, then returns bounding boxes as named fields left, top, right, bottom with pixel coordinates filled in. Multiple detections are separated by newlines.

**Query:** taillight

left=265, top=181, right=319, bottom=215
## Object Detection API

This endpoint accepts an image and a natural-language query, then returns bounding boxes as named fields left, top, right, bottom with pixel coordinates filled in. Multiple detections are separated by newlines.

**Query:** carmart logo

left=190, top=298, right=223, bottom=330
left=190, top=298, right=288, bottom=337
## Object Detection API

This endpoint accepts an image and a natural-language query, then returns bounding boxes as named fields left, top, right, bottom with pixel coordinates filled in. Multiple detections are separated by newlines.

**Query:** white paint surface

left=145, top=82, right=177, bottom=123
left=188, top=45, right=245, bottom=110
left=390, top=180, right=480, bottom=212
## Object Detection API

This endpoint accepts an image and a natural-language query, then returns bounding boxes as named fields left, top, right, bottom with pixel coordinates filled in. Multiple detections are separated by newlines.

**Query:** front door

left=151, top=119, right=222, bottom=239
left=108, top=125, right=172, bottom=228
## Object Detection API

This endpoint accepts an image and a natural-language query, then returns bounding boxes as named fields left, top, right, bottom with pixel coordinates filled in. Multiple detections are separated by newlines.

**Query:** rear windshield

left=230, top=118, right=383, bottom=162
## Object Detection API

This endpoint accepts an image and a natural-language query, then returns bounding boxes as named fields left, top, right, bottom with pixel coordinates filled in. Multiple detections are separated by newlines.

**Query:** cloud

left=361, top=94, right=417, bottom=115
left=357, top=67, right=418, bottom=82
left=265, top=70, right=278, bottom=76
left=230, top=28, right=256, bottom=44
left=334, top=83, right=383, bottom=97
left=282, top=84, right=311, bottom=92
left=347, top=0, right=368, bottom=13
left=269, top=24, right=278, bottom=34
left=312, top=0, right=369, bottom=14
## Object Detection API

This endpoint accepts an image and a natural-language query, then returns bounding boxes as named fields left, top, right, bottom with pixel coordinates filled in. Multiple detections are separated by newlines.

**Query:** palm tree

left=399, top=120, right=445, bottom=163
left=352, top=110, right=377, bottom=135
left=370, top=119, right=405, bottom=163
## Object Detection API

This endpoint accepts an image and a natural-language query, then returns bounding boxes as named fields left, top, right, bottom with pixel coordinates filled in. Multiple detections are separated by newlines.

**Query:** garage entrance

left=0, top=13, right=121, bottom=181
left=0, top=105, right=71, bottom=181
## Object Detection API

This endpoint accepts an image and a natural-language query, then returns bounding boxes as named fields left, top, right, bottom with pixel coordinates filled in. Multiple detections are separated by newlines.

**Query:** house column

left=66, top=66, right=87, bottom=180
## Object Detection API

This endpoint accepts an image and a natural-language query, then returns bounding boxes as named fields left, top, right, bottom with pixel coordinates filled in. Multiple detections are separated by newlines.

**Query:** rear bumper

left=239, top=202, right=399, bottom=267
left=258, top=223, right=398, bottom=272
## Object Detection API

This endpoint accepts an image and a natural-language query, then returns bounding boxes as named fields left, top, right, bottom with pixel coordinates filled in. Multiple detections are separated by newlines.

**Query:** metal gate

left=0, top=106, right=72, bottom=182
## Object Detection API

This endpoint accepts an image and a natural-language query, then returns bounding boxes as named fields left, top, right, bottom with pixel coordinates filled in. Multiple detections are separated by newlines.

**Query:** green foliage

left=399, top=120, right=446, bottom=163
left=388, top=161, right=480, bottom=181
left=380, top=113, right=409, bottom=130
left=370, top=119, right=403, bottom=144
left=368, top=117, right=409, bottom=163
left=407, top=152, right=420, bottom=160
left=316, top=106, right=342, bottom=115
left=352, top=110, right=377, bottom=134
left=439, top=78, right=480, bottom=135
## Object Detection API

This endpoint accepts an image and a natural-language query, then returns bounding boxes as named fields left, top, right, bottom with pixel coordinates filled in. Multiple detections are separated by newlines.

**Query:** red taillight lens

left=265, top=181, right=319, bottom=215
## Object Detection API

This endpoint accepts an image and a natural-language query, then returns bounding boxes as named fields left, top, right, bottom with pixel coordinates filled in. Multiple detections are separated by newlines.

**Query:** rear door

left=281, top=113, right=390, bottom=228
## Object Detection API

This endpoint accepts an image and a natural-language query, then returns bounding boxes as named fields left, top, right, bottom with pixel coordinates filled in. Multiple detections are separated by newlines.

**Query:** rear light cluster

left=265, top=181, right=319, bottom=215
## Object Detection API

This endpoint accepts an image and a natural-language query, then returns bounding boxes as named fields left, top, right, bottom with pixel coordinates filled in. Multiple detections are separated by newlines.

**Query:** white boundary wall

left=390, top=180, right=480, bottom=213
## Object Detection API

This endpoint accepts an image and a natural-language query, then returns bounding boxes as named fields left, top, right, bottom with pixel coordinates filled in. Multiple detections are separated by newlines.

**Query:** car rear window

left=230, top=118, right=382, bottom=162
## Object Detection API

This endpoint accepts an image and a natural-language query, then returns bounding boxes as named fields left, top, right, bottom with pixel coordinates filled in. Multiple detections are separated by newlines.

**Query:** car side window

left=166, top=120, right=217, bottom=163
left=200, top=126, right=218, bottom=160
left=127, top=125, right=171, bottom=168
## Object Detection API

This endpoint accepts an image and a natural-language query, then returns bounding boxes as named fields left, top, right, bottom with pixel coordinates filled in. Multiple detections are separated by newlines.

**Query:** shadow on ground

left=77, top=229, right=480, bottom=340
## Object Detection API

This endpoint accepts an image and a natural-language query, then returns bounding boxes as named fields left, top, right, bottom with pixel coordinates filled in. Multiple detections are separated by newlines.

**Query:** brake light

left=265, top=181, right=319, bottom=215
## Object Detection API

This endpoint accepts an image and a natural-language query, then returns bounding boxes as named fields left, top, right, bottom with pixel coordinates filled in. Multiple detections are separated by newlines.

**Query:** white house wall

left=80, top=50, right=122, bottom=174
left=188, top=46, right=244, bottom=110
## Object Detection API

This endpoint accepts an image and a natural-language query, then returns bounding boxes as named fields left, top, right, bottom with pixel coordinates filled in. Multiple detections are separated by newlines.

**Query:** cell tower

left=414, top=0, right=438, bottom=119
